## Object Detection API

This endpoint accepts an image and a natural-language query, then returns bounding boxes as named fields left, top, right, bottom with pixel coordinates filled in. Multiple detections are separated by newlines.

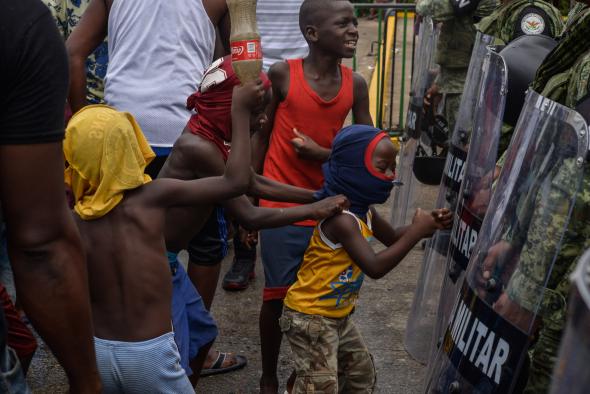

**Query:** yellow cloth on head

left=64, top=105, right=155, bottom=220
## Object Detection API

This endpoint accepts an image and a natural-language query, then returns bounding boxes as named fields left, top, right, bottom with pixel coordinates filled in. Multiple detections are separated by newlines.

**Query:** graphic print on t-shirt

left=319, top=266, right=365, bottom=308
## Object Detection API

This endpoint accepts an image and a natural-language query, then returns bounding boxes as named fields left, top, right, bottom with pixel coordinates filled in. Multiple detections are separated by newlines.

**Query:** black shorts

left=186, top=207, right=228, bottom=266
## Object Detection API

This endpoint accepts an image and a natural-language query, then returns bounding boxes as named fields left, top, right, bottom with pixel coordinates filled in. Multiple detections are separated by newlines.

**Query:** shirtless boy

left=66, top=81, right=345, bottom=392
left=159, top=55, right=350, bottom=383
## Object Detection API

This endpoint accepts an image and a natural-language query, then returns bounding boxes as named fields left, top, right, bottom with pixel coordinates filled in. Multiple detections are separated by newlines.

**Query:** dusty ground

left=26, top=186, right=437, bottom=394
left=25, top=15, right=442, bottom=394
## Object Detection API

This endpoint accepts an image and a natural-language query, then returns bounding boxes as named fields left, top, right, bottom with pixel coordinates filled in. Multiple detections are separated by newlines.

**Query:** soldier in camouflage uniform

left=416, top=0, right=498, bottom=135
left=476, top=0, right=563, bottom=45
left=42, top=0, right=108, bottom=104
left=477, top=0, right=563, bottom=155
left=497, top=5, right=590, bottom=392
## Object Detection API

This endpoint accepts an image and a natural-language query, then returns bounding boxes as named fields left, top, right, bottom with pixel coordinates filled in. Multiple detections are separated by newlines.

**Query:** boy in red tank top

left=251, top=1, right=372, bottom=392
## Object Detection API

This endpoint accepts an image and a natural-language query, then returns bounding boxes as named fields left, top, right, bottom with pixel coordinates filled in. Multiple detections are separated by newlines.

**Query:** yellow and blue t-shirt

left=284, top=211, right=373, bottom=318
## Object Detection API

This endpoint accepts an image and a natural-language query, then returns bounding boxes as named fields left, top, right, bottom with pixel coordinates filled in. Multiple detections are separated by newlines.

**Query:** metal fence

left=352, top=3, right=417, bottom=135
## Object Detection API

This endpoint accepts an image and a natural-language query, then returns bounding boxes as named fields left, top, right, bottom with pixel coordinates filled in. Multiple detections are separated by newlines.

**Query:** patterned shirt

left=42, top=0, right=108, bottom=104
left=284, top=211, right=372, bottom=318
left=476, top=0, right=564, bottom=45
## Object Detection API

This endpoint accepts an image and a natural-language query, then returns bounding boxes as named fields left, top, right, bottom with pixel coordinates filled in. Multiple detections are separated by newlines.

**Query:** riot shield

left=549, top=250, right=590, bottom=394
left=427, top=50, right=508, bottom=371
left=391, top=17, right=439, bottom=228
left=425, top=90, right=588, bottom=394
left=426, top=34, right=559, bottom=373
left=403, top=32, right=494, bottom=364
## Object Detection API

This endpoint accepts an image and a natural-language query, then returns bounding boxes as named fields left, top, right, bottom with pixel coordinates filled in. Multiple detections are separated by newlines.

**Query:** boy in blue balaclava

left=280, top=125, right=452, bottom=392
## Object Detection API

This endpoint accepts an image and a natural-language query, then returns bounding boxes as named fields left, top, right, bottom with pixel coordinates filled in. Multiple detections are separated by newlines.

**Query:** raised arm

left=203, top=0, right=231, bottom=54
left=148, top=81, right=265, bottom=207
left=65, top=0, right=110, bottom=113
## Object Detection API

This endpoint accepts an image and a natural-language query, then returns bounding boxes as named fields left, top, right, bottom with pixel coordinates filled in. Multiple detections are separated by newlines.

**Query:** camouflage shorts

left=279, top=307, right=376, bottom=394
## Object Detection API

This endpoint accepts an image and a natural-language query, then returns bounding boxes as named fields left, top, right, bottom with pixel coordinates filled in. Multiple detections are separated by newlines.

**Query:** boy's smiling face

left=305, top=1, right=359, bottom=58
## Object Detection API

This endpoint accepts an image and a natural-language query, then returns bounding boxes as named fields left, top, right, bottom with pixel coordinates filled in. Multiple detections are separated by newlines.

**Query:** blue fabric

left=216, top=207, right=228, bottom=258
left=314, top=125, right=394, bottom=216
left=152, top=146, right=172, bottom=157
left=94, top=332, right=194, bottom=393
left=260, top=225, right=314, bottom=295
left=186, top=207, right=228, bottom=265
left=168, top=252, right=218, bottom=376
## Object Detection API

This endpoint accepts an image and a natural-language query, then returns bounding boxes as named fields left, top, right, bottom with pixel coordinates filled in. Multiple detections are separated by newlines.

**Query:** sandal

left=200, top=351, right=247, bottom=377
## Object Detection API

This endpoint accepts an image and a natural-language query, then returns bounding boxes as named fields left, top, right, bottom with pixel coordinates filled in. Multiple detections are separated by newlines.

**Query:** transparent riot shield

left=404, top=32, right=494, bottom=364
left=426, top=34, right=559, bottom=374
left=549, top=249, right=590, bottom=394
left=391, top=17, right=439, bottom=228
left=426, top=90, right=589, bottom=394
left=427, top=50, right=508, bottom=370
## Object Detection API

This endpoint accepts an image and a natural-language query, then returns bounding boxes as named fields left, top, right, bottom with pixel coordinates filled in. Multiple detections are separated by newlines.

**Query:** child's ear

left=304, top=25, right=319, bottom=43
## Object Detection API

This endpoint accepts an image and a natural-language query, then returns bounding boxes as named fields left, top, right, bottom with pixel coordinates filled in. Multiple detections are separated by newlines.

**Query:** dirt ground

left=26, top=187, right=437, bottom=394
left=25, top=15, right=442, bottom=394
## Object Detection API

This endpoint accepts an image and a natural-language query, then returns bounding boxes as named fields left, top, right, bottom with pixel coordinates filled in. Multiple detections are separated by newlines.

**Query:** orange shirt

left=260, top=58, right=354, bottom=226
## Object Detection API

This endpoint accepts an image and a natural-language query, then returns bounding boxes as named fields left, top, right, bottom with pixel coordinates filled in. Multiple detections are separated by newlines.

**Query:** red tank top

left=260, top=58, right=354, bottom=226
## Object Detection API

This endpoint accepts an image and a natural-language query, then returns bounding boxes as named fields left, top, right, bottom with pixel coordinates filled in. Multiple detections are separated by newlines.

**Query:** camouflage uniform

left=476, top=0, right=564, bottom=156
left=503, top=9, right=590, bottom=393
left=42, top=0, right=108, bottom=104
left=416, top=0, right=498, bottom=132
left=476, top=0, right=563, bottom=45
left=280, top=307, right=376, bottom=393
left=564, top=2, right=590, bottom=31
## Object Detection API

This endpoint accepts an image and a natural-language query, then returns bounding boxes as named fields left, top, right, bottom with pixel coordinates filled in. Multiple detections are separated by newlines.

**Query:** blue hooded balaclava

left=314, top=125, right=396, bottom=217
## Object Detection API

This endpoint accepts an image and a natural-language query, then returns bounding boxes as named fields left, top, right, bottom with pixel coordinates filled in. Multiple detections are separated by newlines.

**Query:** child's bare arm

left=223, top=194, right=349, bottom=230
left=352, top=73, right=373, bottom=126
left=251, top=61, right=288, bottom=172
left=369, top=207, right=401, bottom=246
left=147, top=81, right=264, bottom=207
left=248, top=171, right=316, bottom=203
left=202, top=0, right=230, bottom=55
left=324, top=213, right=424, bottom=279
left=65, top=0, right=110, bottom=113
left=326, top=208, right=451, bottom=279
left=371, top=207, right=453, bottom=247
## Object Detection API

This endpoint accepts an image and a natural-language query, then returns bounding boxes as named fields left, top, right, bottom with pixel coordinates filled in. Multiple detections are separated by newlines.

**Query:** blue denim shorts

left=169, top=253, right=218, bottom=375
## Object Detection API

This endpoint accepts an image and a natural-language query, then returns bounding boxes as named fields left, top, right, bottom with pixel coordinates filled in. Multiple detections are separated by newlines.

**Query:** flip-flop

left=200, top=351, right=247, bottom=377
